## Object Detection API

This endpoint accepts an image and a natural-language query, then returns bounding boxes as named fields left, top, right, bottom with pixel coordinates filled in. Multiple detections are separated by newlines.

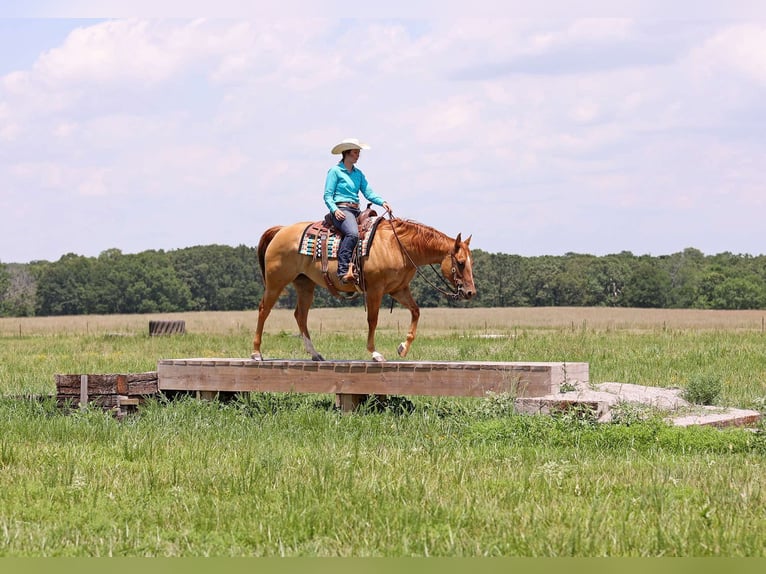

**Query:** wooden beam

left=157, top=359, right=589, bottom=399
left=80, top=374, right=88, bottom=409
left=56, top=372, right=158, bottom=396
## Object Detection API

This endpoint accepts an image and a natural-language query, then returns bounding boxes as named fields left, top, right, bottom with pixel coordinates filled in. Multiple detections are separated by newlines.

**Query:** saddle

left=298, top=204, right=383, bottom=297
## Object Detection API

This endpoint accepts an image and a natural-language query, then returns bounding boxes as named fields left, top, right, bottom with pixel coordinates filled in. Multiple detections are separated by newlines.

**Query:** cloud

left=690, top=23, right=766, bottom=86
left=2, top=16, right=766, bottom=263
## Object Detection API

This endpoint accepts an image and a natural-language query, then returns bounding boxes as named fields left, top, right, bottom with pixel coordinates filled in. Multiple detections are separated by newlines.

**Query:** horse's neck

left=395, top=221, right=452, bottom=265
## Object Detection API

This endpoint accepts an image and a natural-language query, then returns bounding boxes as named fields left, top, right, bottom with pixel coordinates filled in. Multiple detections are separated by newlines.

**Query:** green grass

left=3, top=327, right=765, bottom=407
left=1, top=396, right=765, bottom=556
left=1, top=311, right=766, bottom=556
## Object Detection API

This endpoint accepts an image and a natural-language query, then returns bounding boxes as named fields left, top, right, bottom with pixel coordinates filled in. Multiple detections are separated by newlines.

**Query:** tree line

left=1, top=245, right=765, bottom=317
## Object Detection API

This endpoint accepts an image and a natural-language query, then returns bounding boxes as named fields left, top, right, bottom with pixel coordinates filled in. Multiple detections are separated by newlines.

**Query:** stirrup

left=340, top=263, right=356, bottom=283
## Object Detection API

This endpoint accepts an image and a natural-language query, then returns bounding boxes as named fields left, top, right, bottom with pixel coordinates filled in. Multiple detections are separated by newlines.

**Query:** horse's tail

left=257, top=225, right=283, bottom=278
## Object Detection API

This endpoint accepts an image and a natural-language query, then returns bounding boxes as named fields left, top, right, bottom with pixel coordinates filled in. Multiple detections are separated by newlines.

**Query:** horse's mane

left=388, top=218, right=451, bottom=249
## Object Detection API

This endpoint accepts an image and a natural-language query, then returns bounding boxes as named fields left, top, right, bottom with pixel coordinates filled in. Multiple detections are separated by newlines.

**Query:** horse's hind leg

left=293, top=274, right=324, bottom=361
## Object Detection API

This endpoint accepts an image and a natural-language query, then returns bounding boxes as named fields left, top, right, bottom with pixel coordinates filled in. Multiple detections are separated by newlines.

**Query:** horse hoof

left=312, top=354, right=326, bottom=362
left=372, top=351, right=386, bottom=362
left=251, top=353, right=263, bottom=361
left=397, top=343, right=407, bottom=357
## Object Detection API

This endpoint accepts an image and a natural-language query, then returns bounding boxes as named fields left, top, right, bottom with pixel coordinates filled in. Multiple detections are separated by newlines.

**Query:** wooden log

left=126, top=373, right=160, bottom=395
left=57, top=393, right=121, bottom=409
left=55, top=372, right=158, bottom=396
left=118, top=396, right=141, bottom=406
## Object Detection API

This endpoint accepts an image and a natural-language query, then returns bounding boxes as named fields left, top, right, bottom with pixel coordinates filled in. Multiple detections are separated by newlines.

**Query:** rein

left=386, top=214, right=465, bottom=301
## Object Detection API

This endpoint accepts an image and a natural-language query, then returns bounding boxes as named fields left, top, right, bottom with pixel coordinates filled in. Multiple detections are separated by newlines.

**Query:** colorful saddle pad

left=299, top=215, right=383, bottom=259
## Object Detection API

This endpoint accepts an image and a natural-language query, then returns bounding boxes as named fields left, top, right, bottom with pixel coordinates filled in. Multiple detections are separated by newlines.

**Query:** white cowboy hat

left=331, top=138, right=371, bottom=154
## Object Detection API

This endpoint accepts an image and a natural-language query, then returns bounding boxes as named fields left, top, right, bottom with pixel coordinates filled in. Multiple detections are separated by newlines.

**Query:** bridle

left=387, top=214, right=468, bottom=301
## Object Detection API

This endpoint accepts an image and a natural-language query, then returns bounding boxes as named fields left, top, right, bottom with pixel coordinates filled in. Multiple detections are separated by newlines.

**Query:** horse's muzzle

left=454, top=283, right=475, bottom=300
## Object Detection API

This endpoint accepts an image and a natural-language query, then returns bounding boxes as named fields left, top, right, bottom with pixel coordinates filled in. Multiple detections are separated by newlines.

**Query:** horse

left=251, top=216, right=476, bottom=362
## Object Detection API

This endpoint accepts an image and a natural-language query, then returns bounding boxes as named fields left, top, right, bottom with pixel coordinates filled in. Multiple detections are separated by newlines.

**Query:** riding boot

left=337, top=234, right=358, bottom=282
left=340, top=263, right=356, bottom=283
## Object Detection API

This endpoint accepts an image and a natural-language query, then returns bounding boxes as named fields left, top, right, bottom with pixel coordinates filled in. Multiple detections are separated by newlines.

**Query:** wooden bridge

left=156, top=358, right=590, bottom=411
left=56, top=359, right=589, bottom=413
left=55, top=359, right=763, bottom=427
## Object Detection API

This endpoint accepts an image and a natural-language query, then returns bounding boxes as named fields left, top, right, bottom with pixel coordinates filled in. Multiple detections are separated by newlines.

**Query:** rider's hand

left=334, top=209, right=346, bottom=221
left=382, top=202, right=392, bottom=213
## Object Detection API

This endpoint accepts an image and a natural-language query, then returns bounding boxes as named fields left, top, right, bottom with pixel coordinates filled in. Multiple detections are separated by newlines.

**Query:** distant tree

left=599, top=254, right=634, bottom=307
left=694, top=268, right=727, bottom=309
left=622, top=258, right=671, bottom=308
left=663, top=247, right=705, bottom=308
left=525, top=256, right=563, bottom=306
left=0, top=263, right=36, bottom=316
left=550, top=253, right=612, bottom=307
left=33, top=250, right=194, bottom=315
left=169, top=245, right=262, bottom=311
left=119, top=251, right=192, bottom=313
left=15, top=242, right=766, bottom=317
left=34, top=254, right=94, bottom=315
left=711, top=276, right=766, bottom=310
left=473, top=251, right=528, bottom=308
left=0, top=262, right=9, bottom=315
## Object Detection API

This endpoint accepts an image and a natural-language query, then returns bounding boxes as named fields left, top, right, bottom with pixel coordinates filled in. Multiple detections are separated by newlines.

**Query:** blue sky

left=1, top=4, right=766, bottom=262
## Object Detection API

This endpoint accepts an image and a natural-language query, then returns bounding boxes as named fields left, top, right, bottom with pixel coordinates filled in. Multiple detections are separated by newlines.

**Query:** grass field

left=1, top=307, right=765, bottom=556
left=3, top=306, right=766, bottom=336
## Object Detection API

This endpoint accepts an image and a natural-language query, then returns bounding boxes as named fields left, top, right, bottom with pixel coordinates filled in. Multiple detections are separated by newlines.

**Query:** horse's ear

left=453, top=233, right=471, bottom=252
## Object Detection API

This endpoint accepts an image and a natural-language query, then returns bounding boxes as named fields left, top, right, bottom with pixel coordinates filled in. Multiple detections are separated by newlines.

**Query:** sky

left=1, top=2, right=766, bottom=263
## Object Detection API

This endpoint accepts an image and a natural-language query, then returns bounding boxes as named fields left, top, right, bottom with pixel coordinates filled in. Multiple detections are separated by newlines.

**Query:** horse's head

left=441, top=233, right=476, bottom=300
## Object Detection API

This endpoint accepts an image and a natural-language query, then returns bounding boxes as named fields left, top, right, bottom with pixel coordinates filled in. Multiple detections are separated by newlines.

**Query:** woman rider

left=324, top=138, right=391, bottom=283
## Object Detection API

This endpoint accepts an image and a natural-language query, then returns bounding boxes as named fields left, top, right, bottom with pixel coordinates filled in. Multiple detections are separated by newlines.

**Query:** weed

left=609, top=401, right=663, bottom=426
left=683, top=373, right=723, bottom=405
left=553, top=402, right=599, bottom=426
left=560, top=381, right=577, bottom=393
left=475, top=391, right=516, bottom=418
left=749, top=396, right=766, bottom=415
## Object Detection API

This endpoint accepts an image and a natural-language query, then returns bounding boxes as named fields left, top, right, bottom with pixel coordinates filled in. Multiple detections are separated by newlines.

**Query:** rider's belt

left=336, top=202, right=359, bottom=209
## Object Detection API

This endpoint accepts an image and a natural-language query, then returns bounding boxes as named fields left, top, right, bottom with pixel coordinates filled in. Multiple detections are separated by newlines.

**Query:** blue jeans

left=330, top=207, right=360, bottom=275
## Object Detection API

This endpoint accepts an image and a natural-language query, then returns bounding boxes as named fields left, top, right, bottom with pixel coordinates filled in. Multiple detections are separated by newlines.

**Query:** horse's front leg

left=365, top=291, right=386, bottom=362
left=293, top=275, right=324, bottom=361
left=389, top=287, right=420, bottom=358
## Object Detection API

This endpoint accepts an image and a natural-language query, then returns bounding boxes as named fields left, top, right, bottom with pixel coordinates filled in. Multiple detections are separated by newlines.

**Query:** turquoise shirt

left=324, top=162, right=385, bottom=213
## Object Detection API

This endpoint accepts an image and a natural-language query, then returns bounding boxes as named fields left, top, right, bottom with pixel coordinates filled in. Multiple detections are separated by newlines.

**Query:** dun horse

left=252, top=217, right=476, bottom=362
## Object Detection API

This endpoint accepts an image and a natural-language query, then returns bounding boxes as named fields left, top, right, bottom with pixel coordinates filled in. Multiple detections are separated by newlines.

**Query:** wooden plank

left=80, top=375, right=88, bottom=408
left=126, top=375, right=159, bottom=395
left=117, top=396, right=140, bottom=406
left=116, top=374, right=128, bottom=395
left=55, top=372, right=158, bottom=396
left=157, top=359, right=589, bottom=399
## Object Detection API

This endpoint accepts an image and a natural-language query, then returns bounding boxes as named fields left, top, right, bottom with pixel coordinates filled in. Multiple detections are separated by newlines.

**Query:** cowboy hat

left=331, top=138, right=371, bottom=154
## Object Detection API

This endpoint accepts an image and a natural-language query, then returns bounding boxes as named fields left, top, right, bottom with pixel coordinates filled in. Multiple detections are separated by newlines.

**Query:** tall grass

left=0, top=308, right=765, bottom=556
